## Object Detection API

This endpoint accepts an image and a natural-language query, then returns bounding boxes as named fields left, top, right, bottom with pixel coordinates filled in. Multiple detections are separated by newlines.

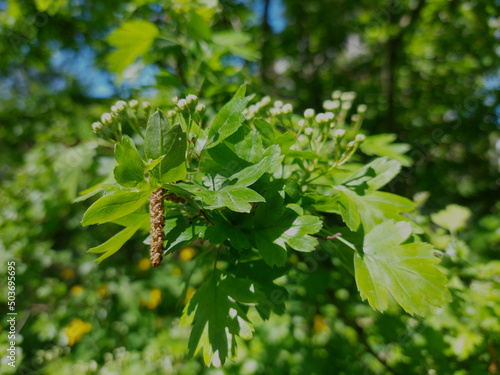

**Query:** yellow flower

left=171, top=267, right=182, bottom=276
left=138, top=258, right=151, bottom=271
left=184, top=287, right=196, bottom=305
left=97, top=285, right=108, bottom=298
left=65, top=319, right=92, bottom=346
left=61, top=268, right=74, bottom=280
left=179, top=247, right=196, bottom=261
left=70, top=285, right=83, bottom=297
left=313, top=314, right=328, bottom=334
left=146, top=289, right=162, bottom=310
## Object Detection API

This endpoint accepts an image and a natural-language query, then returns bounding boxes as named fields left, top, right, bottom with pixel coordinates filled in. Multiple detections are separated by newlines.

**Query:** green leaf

left=230, top=260, right=289, bottom=319
left=112, top=213, right=150, bottom=230
left=107, top=20, right=159, bottom=74
left=337, top=187, right=414, bottom=232
left=173, top=182, right=264, bottom=213
left=34, top=0, right=66, bottom=15
left=337, top=188, right=361, bottom=231
left=253, top=118, right=275, bottom=143
left=187, top=9, right=212, bottom=41
left=254, top=192, right=322, bottom=267
left=232, top=84, right=247, bottom=99
left=226, top=45, right=260, bottom=61
left=342, top=157, right=402, bottom=191
left=144, top=110, right=187, bottom=183
left=88, top=216, right=148, bottom=263
left=175, top=144, right=281, bottom=213
left=212, top=31, right=252, bottom=46
left=159, top=124, right=187, bottom=182
left=353, top=221, right=451, bottom=315
left=274, top=132, right=296, bottom=153
left=163, top=215, right=206, bottom=253
left=284, top=178, right=302, bottom=204
left=229, top=146, right=282, bottom=186
left=144, top=109, right=172, bottom=159
left=212, top=31, right=260, bottom=61
left=204, top=186, right=265, bottom=213
left=431, top=204, right=471, bottom=233
left=113, top=135, right=145, bottom=187
left=205, top=91, right=248, bottom=149
left=204, top=142, right=281, bottom=191
left=156, top=70, right=182, bottom=88
left=181, top=274, right=256, bottom=367
left=204, top=215, right=251, bottom=250
left=285, top=150, right=320, bottom=160
left=306, top=192, right=341, bottom=213
left=360, top=134, right=412, bottom=167
left=144, top=155, right=165, bottom=171
left=220, top=277, right=266, bottom=304
left=74, top=178, right=111, bottom=203
left=232, top=129, right=264, bottom=162
left=81, top=190, right=150, bottom=226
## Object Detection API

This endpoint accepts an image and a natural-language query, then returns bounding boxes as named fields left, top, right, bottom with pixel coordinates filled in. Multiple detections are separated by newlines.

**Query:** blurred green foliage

left=0, top=0, right=499, bottom=374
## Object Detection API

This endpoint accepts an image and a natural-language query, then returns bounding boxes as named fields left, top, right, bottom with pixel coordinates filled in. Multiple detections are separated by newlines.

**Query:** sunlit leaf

left=181, top=273, right=262, bottom=367
left=107, top=20, right=159, bottom=74
left=353, top=220, right=451, bottom=315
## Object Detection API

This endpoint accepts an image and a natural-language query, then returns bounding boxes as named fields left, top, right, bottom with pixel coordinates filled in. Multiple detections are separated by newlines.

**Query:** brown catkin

left=149, top=188, right=165, bottom=268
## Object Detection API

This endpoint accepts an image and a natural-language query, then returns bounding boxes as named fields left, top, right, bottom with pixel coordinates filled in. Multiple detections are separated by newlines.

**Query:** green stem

left=304, top=142, right=360, bottom=184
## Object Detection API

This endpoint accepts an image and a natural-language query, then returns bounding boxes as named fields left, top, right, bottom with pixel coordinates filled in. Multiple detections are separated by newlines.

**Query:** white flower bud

left=332, top=90, right=342, bottom=99
left=305, top=127, right=313, bottom=135
left=325, top=112, right=334, bottom=121
left=334, top=129, right=346, bottom=139
left=270, top=108, right=281, bottom=116
left=341, top=91, right=356, bottom=101
left=304, top=108, right=315, bottom=119
left=341, top=101, right=352, bottom=110
left=315, top=113, right=327, bottom=123
left=351, top=114, right=360, bottom=123
left=129, top=100, right=139, bottom=109
left=167, top=110, right=177, bottom=119
left=92, top=122, right=103, bottom=133
left=282, top=103, right=293, bottom=114
left=260, top=96, right=271, bottom=106
left=186, top=94, right=198, bottom=110
left=115, top=100, right=127, bottom=112
left=355, top=134, right=366, bottom=143
left=110, top=105, right=118, bottom=112
left=357, top=104, right=367, bottom=114
left=298, top=119, right=305, bottom=127
left=186, top=94, right=198, bottom=102
left=176, top=99, right=188, bottom=112
left=274, top=100, right=283, bottom=108
left=172, top=96, right=179, bottom=104
left=323, top=100, right=338, bottom=111
left=195, top=103, right=206, bottom=117
left=101, top=113, right=113, bottom=125
left=142, top=101, right=150, bottom=111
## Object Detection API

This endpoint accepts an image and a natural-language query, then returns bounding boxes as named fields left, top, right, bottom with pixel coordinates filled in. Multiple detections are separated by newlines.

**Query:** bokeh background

left=1, top=0, right=499, bottom=374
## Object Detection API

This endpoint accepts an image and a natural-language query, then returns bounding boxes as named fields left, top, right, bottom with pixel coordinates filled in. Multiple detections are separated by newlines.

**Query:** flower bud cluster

left=268, top=101, right=294, bottom=117
left=92, top=99, right=151, bottom=141
left=243, top=96, right=273, bottom=119
left=173, top=94, right=205, bottom=120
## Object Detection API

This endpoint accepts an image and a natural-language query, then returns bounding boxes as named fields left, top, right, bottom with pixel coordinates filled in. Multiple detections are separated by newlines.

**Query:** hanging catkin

left=149, top=188, right=165, bottom=267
